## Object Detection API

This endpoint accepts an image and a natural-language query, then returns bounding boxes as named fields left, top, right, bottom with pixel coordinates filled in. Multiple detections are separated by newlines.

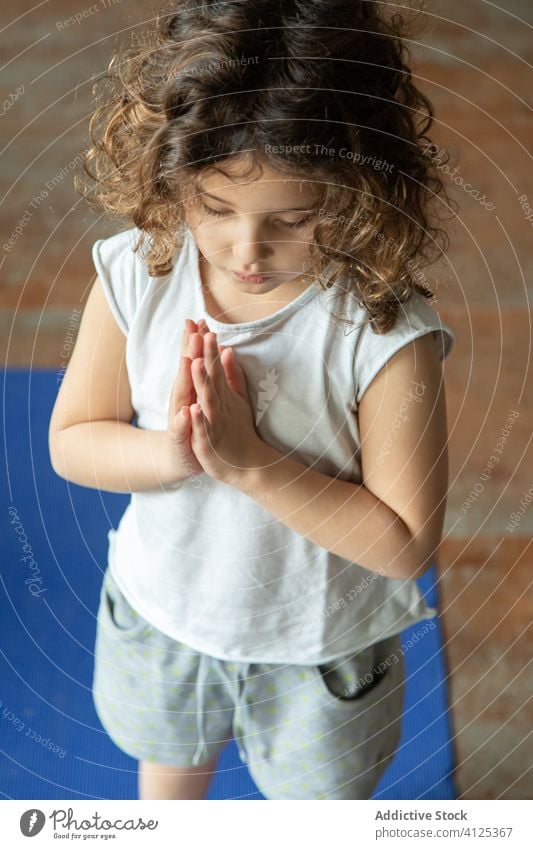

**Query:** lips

left=234, top=271, right=272, bottom=283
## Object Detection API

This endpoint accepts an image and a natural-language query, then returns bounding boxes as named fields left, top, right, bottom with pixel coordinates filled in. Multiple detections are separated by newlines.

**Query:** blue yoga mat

left=0, top=369, right=456, bottom=800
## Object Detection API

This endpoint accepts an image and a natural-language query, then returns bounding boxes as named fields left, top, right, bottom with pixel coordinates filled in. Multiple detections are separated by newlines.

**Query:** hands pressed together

left=165, top=318, right=264, bottom=488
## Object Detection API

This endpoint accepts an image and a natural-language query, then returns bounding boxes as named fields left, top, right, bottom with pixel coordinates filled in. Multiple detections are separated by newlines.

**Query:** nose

left=232, top=218, right=273, bottom=270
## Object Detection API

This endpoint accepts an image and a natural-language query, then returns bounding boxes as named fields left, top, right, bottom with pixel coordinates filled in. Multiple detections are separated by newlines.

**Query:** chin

left=232, top=278, right=277, bottom=290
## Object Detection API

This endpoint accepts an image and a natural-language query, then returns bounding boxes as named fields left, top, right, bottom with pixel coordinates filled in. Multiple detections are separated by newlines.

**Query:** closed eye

left=200, top=201, right=316, bottom=229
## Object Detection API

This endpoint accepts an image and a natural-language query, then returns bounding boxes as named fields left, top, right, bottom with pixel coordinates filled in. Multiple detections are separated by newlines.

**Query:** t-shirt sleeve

left=91, top=228, right=145, bottom=336
left=354, top=293, right=456, bottom=405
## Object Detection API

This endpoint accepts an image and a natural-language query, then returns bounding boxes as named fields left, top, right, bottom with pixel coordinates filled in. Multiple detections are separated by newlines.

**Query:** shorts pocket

left=99, top=569, right=150, bottom=640
left=315, top=641, right=393, bottom=709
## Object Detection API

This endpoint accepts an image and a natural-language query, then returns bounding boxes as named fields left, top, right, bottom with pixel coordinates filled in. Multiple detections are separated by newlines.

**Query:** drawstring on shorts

left=191, top=655, right=251, bottom=767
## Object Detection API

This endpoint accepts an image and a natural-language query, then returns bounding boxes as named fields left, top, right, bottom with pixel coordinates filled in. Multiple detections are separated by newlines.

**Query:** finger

left=203, top=331, right=214, bottom=376
left=181, top=319, right=197, bottom=358
left=190, top=357, right=207, bottom=410
left=210, top=343, right=234, bottom=392
left=204, top=331, right=225, bottom=397
left=192, top=329, right=212, bottom=360
left=193, top=319, right=209, bottom=355
left=190, top=402, right=210, bottom=441
left=170, top=355, right=192, bottom=413
left=197, top=320, right=212, bottom=360
left=191, top=357, right=217, bottom=422
left=200, top=321, right=224, bottom=355
left=181, top=355, right=196, bottom=405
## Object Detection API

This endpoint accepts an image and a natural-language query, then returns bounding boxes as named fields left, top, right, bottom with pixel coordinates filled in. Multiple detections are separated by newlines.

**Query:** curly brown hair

left=76, top=0, right=458, bottom=333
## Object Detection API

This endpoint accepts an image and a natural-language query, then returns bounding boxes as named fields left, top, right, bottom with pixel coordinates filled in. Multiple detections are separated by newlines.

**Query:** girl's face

left=184, top=158, right=322, bottom=296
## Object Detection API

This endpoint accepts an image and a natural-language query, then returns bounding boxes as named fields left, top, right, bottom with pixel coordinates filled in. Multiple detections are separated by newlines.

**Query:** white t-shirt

left=91, top=224, right=455, bottom=664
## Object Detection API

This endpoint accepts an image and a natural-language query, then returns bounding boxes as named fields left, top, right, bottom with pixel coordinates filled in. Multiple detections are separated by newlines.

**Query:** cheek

left=193, top=227, right=224, bottom=262
left=287, top=241, right=308, bottom=265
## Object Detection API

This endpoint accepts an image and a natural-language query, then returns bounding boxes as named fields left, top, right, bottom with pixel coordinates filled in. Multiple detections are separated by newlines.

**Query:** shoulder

left=91, top=224, right=191, bottom=284
left=350, top=291, right=456, bottom=406
left=90, top=227, right=149, bottom=337
left=90, top=226, right=192, bottom=336
left=91, top=226, right=145, bottom=275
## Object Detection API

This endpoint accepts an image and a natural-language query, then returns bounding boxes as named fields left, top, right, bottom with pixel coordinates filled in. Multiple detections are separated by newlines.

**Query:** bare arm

left=233, top=333, right=450, bottom=580
left=50, top=420, right=187, bottom=493
left=48, top=276, right=206, bottom=493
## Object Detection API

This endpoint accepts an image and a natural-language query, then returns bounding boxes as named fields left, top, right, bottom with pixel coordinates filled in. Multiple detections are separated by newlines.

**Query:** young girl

left=49, top=0, right=456, bottom=800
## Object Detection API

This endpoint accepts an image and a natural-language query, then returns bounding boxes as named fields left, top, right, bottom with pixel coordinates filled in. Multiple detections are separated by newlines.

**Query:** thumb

left=169, top=407, right=203, bottom=475
left=171, top=405, right=192, bottom=447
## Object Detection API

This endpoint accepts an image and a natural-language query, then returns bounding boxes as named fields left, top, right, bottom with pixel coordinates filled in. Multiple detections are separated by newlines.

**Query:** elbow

left=49, top=454, right=64, bottom=480
left=391, top=504, right=445, bottom=580
left=50, top=460, right=66, bottom=481
left=48, top=430, right=65, bottom=479
left=48, top=428, right=58, bottom=469
left=400, top=533, right=442, bottom=581
left=379, top=513, right=441, bottom=580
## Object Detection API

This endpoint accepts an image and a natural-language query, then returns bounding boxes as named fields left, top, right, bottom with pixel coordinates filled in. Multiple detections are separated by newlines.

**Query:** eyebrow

left=200, top=191, right=317, bottom=213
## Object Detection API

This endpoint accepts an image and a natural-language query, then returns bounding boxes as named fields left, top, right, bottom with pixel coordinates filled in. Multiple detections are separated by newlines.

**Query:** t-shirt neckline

left=185, top=225, right=320, bottom=331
